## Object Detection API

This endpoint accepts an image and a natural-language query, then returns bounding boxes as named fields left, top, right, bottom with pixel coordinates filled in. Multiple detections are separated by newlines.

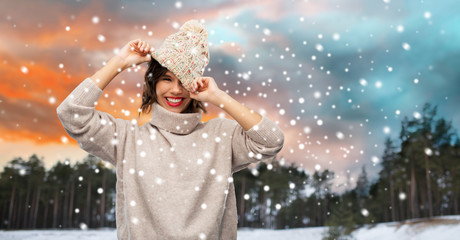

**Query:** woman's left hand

left=189, top=77, right=222, bottom=104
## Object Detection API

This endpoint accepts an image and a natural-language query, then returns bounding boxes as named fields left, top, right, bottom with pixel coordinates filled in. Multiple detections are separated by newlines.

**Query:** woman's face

left=155, top=71, right=192, bottom=113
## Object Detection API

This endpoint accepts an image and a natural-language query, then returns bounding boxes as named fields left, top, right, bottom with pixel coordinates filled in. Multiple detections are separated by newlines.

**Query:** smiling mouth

left=165, top=97, right=185, bottom=107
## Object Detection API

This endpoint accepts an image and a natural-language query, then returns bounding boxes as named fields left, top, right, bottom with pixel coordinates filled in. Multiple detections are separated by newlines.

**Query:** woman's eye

left=163, top=78, right=171, bottom=81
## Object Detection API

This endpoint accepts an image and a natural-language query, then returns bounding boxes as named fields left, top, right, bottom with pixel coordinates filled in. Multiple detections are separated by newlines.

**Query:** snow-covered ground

left=1, top=215, right=459, bottom=240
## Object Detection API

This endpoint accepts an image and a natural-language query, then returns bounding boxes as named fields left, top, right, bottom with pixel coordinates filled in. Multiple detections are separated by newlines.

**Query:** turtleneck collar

left=149, top=102, right=202, bottom=135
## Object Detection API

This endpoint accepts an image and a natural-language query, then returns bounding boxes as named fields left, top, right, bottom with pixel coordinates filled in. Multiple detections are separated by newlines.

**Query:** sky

left=1, top=0, right=459, bottom=190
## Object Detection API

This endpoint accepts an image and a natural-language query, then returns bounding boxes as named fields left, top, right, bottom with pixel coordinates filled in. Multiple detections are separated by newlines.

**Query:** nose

left=171, top=79, right=185, bottom=94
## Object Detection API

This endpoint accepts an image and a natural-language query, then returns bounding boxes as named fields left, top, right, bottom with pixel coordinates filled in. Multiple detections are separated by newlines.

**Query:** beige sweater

left=56, top=78, right=285, bottom=239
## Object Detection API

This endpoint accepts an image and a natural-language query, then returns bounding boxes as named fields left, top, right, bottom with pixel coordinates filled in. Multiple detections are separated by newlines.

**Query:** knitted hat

left=151, top=19, right=210, bottom=92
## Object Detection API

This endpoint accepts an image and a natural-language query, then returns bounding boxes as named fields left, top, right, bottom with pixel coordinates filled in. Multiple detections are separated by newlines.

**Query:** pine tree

left=322, top=197, right=356, bottom=240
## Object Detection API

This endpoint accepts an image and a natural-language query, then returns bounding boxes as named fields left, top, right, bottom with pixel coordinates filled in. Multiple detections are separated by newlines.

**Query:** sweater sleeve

left=56, top=78, right=129, bottom=166
left=231, top=115, right=285, bottom=173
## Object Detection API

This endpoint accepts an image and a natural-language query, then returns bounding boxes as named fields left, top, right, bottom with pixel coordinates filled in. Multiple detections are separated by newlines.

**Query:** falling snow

left=20, top=66, right=28, bottom=74
left=402, top=42, right=411, bottom=51
left=2, top=2, right=459, bottom=237
left=97, top=34, right=106, bottom=42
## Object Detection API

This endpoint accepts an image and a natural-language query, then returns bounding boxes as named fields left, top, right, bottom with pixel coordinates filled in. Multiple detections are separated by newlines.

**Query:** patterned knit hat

left=151, top=19, right=210, bottom=92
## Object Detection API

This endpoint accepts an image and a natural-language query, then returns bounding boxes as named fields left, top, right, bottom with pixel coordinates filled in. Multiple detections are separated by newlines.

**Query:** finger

left=129, top=40, right=138, bottom=49
left=133, top=41, right=140, bottom=52
left=199, top=78, right=207, bottom=87
left=139, top=41, right=144, bottom=52
left=131, top=39, right=139, bottom=46
left=129, top=41, right=135, bottom=47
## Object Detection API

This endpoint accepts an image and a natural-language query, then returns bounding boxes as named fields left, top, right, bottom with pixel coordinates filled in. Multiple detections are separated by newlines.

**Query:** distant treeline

left=0, top=103, right=459, bottom=231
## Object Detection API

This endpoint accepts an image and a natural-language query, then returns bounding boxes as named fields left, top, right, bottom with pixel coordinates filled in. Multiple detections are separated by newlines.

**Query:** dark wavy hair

left=138, top=57, right=207, bottom=117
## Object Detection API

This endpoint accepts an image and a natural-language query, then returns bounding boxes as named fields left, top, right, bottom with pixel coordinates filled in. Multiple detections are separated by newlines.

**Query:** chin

left=163, top=105, right=182, bottom=113
left=171, top=108, right=185, bottom=113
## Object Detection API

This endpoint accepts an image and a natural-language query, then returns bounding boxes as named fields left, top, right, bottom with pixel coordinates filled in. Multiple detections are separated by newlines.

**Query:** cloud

left=0, top=92, right=63, bottom=143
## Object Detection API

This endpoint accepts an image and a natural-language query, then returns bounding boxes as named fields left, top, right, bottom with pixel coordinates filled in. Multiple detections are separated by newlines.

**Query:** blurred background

left=1, top=0, right=459, bottom=238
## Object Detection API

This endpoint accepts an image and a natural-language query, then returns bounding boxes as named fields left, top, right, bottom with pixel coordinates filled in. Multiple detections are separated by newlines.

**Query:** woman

left=57, top=20, right=284, bottom=240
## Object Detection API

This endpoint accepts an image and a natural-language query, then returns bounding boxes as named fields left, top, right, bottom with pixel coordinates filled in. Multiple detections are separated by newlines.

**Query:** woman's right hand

left=116, top=39, right=152, bottom=70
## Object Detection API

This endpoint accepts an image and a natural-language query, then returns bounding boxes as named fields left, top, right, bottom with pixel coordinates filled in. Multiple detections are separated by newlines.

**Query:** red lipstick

left=165, top=97, right=184, bottom=107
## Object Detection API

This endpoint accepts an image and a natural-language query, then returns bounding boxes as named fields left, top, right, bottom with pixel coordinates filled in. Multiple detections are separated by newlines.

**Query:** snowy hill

left=1, top=215, right=459, bottom=240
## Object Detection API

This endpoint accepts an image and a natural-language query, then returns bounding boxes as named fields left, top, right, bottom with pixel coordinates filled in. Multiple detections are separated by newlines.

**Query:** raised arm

left=56, top=39, right=153, bottom=165
left=189, top=76, right=284, bottom=173
left=90, top=39, right=152, bottom=90
left=190, top=77, right=262, bottom=131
